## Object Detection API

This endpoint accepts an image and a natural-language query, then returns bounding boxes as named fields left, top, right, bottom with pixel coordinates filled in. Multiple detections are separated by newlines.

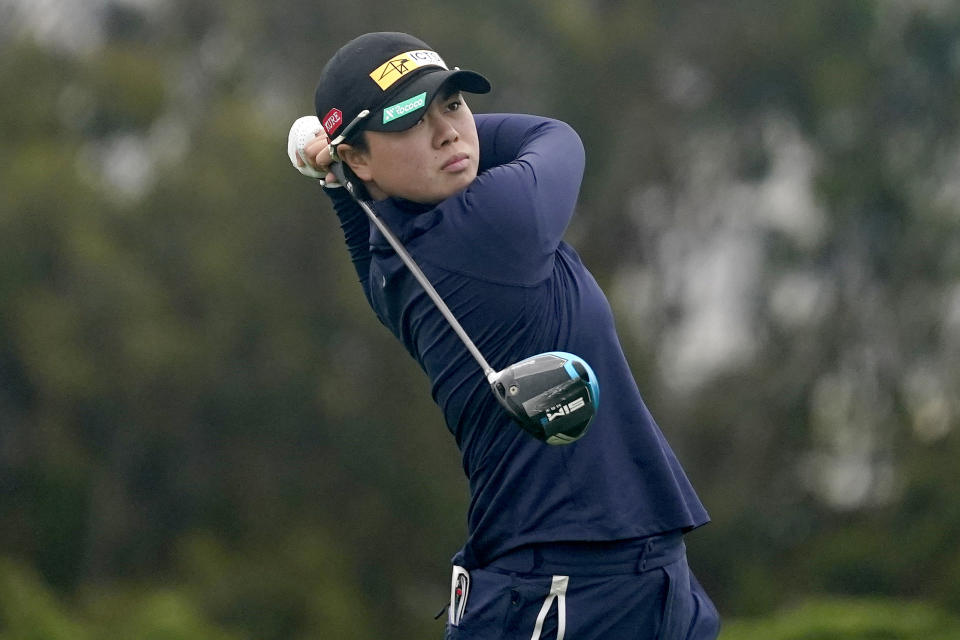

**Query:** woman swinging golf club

left=288, top=31, right=719, bottom=640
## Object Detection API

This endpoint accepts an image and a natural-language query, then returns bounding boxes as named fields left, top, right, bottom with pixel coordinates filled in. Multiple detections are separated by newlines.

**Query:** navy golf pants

left=444, top=532, right=719, bottom=640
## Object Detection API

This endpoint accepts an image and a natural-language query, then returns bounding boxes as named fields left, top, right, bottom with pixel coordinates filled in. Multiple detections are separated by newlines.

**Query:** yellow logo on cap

left=369, top=49, right=448, bottom=90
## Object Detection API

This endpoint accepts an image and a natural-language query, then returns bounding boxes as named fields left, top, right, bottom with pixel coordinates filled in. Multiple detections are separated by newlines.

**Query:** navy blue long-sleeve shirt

left=326, top=113, right=708, bottom=569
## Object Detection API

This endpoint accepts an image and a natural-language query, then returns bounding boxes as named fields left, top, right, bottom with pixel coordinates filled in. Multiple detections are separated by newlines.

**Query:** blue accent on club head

left=546, top=351, right=600, bottom=409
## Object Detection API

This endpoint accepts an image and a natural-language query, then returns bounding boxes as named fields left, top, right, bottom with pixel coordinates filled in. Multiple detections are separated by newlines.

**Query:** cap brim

left=366, top=68, right=491, bottom=133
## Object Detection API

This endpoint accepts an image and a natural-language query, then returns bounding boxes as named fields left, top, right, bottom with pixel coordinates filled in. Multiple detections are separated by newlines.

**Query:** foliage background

left=2, top=0, right=960, bottom=637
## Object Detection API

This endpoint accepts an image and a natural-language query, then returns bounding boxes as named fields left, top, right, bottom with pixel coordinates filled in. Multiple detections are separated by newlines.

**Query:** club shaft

left=337, top=176, right=497, bottom=381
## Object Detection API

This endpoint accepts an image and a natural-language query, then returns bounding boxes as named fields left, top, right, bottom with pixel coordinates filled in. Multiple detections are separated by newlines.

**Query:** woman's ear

left=336, top=144, right=373, bottom=182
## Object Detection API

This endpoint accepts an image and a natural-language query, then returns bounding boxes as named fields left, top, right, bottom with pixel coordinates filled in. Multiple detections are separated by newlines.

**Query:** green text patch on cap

left=382, top=92, right=427, bottom=124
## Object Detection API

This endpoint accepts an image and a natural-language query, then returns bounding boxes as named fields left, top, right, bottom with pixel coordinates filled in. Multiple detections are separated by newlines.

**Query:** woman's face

left=346, top=91, right=480, bottom=204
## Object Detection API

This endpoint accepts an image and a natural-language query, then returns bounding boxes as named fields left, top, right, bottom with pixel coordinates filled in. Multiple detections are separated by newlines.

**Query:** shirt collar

left=369, top=197, right=443, bottom=250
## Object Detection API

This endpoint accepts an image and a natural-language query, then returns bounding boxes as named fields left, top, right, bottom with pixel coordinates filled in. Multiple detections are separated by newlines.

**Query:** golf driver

left=294, top=113, right=599, bottom=444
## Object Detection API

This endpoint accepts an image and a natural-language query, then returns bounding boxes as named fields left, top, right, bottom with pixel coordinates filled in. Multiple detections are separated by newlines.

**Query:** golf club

left=322, top=112, right=599, bottom=444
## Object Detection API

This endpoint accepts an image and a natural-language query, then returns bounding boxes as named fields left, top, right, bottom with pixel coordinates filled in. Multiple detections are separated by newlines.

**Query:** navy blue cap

left=314, top=32, right=491, bottom=141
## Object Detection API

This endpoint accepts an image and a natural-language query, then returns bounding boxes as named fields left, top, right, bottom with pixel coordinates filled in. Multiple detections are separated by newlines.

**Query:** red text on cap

left=322, top=108, right=343, bottom=135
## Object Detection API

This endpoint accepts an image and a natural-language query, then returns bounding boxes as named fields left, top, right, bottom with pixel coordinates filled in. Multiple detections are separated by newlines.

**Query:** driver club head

left=489, top=351, right=599, bottom=445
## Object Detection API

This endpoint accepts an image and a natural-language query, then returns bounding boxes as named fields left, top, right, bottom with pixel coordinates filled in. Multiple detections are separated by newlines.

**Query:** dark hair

left=344, top=129, right=369, bottom=153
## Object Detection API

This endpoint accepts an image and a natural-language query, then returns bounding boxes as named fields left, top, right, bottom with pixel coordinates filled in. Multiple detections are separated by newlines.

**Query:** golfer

left=290, top=31, right=720, bottom=640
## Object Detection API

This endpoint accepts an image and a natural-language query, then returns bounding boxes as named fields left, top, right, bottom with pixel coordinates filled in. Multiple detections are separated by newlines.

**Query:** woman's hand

left=287, top=116, right=339, bottom=186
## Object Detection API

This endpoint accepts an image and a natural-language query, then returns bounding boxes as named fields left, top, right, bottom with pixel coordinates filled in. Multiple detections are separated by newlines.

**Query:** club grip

left=329, top=161, right=351, bottom=192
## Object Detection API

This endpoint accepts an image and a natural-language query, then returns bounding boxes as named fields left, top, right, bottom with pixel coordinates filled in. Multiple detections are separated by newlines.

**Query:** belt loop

left=490, top=546, right=539, bottom=574
left=532, top=546, right=545, bottom=573
left=636, top=536, right=656, bottom=574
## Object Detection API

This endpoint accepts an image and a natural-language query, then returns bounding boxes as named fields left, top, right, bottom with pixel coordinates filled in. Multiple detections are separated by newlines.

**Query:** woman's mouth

left=442, top=153, right=471, bottom=172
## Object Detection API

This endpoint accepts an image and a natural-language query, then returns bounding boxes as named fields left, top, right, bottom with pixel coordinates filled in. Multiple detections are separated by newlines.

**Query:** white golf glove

left=287, top=115, right=341, bottom=187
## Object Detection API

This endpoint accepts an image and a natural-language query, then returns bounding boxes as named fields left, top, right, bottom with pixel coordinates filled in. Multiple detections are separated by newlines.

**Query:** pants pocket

left=658, top=556, right=692, bottom=640
left=658, top=555, right=720, bottom=640
left=447, top=567, right=513, bottom=635
left=685, top=573, right=720, bottom=640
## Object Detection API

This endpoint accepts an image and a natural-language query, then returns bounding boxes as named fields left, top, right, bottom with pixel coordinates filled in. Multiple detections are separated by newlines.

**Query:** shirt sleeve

left=325, top=185, right=373, bottom=305
left=430, top=113, right=586, bottom=285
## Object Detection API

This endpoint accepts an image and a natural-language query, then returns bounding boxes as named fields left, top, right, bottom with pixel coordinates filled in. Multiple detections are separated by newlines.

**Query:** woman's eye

left=447, top=99, right=461, bottom=111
